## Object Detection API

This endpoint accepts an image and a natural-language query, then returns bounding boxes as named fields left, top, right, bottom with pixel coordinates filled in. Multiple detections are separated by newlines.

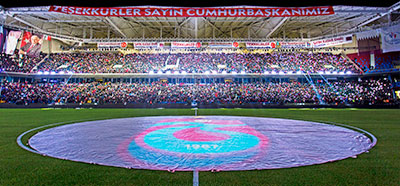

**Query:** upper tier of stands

left=1, top=51, right=361, bottom=74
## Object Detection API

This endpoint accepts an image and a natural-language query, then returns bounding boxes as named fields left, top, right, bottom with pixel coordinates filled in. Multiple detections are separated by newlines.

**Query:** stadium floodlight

left=59, top=71, right=65, bottom=75
left=212, top=70, right=218, bottom=74
left=288, top=71, right=293, bottom=75
left=332, top=71, right=338, bottom=75
left=68, top=71, right=74, bottom=75
left=296, top=71, right=302, bottom=75
left=166, top=71, right=171, bottom=74
left=157, top=70, right=163, bottom=74
left=181, top=71, right=187, bottom=75
left=325, top=71, right=331, bottom=75
left=240, top=71, right=246, bottom=74
left=149, top=71, right=154, bottom=74
left=339, top=71, right=345, bottom=75
left=264, top=71, right=269, bottom=74
left=50, top=71, right=56, bottom=75
left=318, top=71, right=324, bottom=74
left=37, top=71, right=43, bottom=75
left=222, top=71, right=227, bottom=74
left=271, top=71, right=277, bottom=74
left=232, top=71, right=238, bottom=74
left=346, top=71, right=352, bottom=75
left=174, top=71, right=180, bottom=74
left=44, top=71, right=50, bottom=75
left=205, top=71, right=210, bottom=75
left=279, top=71, right=285, bottom=75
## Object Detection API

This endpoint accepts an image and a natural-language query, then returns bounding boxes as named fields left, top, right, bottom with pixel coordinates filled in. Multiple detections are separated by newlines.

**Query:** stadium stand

left=0, top=79, right=394, bottom=106
left=0, top=4, right=399, bottom=108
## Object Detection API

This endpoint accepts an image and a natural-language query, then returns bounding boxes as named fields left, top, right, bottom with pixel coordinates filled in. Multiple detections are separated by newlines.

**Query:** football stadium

left=1, top=1, right=400, bottom=185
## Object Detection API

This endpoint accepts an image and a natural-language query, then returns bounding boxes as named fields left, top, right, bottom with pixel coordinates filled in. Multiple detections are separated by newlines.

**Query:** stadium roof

left=1, top=1, right=400, bottom=43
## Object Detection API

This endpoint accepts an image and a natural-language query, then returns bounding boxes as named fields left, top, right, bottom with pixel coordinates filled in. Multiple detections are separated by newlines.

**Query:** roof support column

left=174, top=27, right=176, bottom=38
left=90, top=27, right=93, bottom=39
left=283, top=29, right=286, bottom=40
left=195, top=17, right=198, bottom=39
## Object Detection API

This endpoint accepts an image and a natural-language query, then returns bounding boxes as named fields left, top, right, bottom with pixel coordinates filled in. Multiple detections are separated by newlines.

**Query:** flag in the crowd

left=43, top=35, right=51, bottom=41
left=5, top=31, right=22, bottom=55
left=20, top=31, right=32, bottom=48
left=0, top=26, right=8, bottom=53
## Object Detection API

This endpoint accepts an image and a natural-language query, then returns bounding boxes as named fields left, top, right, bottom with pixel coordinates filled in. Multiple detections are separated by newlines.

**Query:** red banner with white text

left=245, top=42, right=274, bottom=48
left=49, top=6, right=334, bottom=17
left=97, top=42, right=127, bottom=48
left=171, top=42, right=202, bottom=48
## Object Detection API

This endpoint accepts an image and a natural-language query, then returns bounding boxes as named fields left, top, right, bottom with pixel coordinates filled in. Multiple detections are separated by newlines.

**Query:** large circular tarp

left=29, top=116, right=374, bottom=171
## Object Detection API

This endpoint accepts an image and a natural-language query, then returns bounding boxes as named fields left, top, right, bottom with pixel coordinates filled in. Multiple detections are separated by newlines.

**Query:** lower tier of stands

left=0, top=79, right=394, bottom=106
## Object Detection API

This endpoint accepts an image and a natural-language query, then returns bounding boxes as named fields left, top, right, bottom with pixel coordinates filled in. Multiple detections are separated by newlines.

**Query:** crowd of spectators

left=316, top=80, right=394, bottom=105
left=0, top=51, right=361, bottom=74
left=0, top=53, right=45, bottom=73
left=35, top=52, right=168, bottom=73
left=0, top=79, right=393, bottom=105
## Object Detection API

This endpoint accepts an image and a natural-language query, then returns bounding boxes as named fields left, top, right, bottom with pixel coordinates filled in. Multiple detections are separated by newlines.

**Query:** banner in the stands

left=49, top=6, right=334, bottom=17
left=97, top=42, right=127, bottom=48
left=380, top=24, right=400, bottom=53
left=171, top=42, right=202, bottom=48
left=5, top=31, right=22, bottom=55
left=133, top=42, right=159, bottom=48
left=245, top=42, right=274, bottom=48
left=19, top=31, right=44, bottom=58
left=208, top=42, right=239, bottom=48
left=279, top=41, right=310, bottom=48
left=311, top=35, right=353, bottom=48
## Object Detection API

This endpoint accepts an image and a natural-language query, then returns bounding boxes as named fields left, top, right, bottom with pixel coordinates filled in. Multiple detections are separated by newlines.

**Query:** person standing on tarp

left=19, top=35, right=42, bottom=58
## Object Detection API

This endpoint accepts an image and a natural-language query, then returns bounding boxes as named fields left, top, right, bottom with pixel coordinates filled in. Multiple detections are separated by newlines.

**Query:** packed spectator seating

left=0, top=51, right=361, bottom=74
left=0, top=79, right=393, bottom=105
left=0, top=53, right=45, bottom=73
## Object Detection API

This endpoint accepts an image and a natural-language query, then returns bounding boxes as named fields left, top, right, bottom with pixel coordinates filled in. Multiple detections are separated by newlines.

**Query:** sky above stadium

left=1, top=0, right=399, bottom=8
